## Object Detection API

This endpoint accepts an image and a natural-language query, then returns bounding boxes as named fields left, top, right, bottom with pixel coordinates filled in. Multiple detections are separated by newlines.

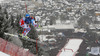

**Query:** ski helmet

left=25, top=14, right=30, bottom=17
left=35, top=16, right=41, bottom=21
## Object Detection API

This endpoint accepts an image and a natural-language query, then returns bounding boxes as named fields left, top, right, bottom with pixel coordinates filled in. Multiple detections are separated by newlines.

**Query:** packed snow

left=57, top=39, right=83, bottom=56
left=0, top=51, right=10, bottom=56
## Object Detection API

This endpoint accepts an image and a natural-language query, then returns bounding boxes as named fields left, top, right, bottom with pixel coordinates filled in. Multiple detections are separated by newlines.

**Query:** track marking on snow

left=57, top=39, right=83, bottom=56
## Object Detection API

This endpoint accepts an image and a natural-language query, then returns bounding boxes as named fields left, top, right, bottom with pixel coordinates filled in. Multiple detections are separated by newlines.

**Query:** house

left=88, top=47, right=100, bottom=55
left=56, top=19, right=61, bottom=24
left=93, top=0, right=100, bottom=2
left=89, top=24, right=96, bottom=30
left=95, top=11, right=100, bottom=16
left=41, top=19, right=46, bottom=26
left=74, top=28, right=87, bottom=33
left=40, top=24, right=75, bottom=32
left=96, top=16, right=100, bottom=21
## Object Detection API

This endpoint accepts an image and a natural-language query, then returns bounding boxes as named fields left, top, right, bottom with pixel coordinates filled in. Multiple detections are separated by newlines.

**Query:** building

left=95, top=11, right=100, bottom=16
left=88, top=47, right=100, bottom=56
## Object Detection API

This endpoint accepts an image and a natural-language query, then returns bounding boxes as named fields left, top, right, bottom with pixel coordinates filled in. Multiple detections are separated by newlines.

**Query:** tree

left=0, top=5, right=1, bottom=10
left=4, top=9, right=8, bottom=19
left=87, top=9, right=95, bottom=16
left=78, top=15, right=98, bottom=46
left=60, top=13, right=69, bottom=23
left=10, top=15, right=14, bottom=28
left=49, top=16, right=56, bottom=25
left=78, top=15, right=92, bottom=28
left=0, top=8, right=9, bottom=38
left=15, top=14, right=23, bottom=33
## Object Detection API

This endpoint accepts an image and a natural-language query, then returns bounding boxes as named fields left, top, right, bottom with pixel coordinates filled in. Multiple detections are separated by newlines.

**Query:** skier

left=19, top=14, right=41, bottom=39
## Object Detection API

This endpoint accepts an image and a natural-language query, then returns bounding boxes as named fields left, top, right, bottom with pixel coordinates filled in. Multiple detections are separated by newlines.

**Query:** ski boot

left=22, top=36, right=30, bottom=40
left=19, top=34, right=30, bottom=40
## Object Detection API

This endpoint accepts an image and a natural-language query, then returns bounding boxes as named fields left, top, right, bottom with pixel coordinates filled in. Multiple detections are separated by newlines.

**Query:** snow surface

left=0, top=0, right=3, bottom=3
left=58, top=50, right=75, bottom=56
left=74, top=28, right=87, bottom=33
left=39, top=35, right=48, bottom=41
left=0, top=51, right=10, bottom=56
left=57, top=39, right=83, bottom=56
left=89, top=47, right=100, bottom=55
left=38, top=35, right=56, bottom=42
left=41, top=24, right=74, bottom=30
left=64, top=39, right=83, bottom=52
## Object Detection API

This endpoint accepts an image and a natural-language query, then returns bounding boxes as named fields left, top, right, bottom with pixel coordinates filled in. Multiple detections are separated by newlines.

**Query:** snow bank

left=0, top=51, right=10, bottom=56
left=38, top=35, right=56, bottom=42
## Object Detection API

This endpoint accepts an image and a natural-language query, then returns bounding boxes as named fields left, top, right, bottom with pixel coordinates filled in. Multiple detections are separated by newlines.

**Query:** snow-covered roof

left=42, top=24, right=74, bottom=29
left=93, top=24, right=100, bottom=29
left=97, top=16, right=100, bottom=21
left=38, top=35, right=56, bottom=42
left=74, top=28, right=87, bottom=33
left=42, top=26, right=55, bottom=29
left=95, top=11, right=100, bottom=13
left=56, top=19, right=61, bottom=24
left=54, top=24, right=74, bottom=29
left=89, top=47, right=100, bottom=55
left=94, top=0, right=100, bottom=2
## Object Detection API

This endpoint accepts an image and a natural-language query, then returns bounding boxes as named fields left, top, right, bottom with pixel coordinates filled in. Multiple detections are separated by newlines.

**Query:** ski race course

left=57, top=39, right=83, bottom=56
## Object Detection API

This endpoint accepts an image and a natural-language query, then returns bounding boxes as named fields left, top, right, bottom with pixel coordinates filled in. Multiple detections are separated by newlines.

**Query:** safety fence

left=0, top=38, right=35, bottom=56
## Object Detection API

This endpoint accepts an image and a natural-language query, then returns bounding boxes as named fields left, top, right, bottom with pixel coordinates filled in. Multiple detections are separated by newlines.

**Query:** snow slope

left=0, top=51, right=10, bottom=56
left=57, top=39, right=83, bottom=56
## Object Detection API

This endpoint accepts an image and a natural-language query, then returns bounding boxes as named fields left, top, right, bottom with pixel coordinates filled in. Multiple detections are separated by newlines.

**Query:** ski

left=4, top=33, right=47, bottom=45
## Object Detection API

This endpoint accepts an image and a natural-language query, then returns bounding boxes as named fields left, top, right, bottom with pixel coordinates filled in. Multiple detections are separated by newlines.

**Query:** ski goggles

left=25, top=16, right=30, bottom=18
